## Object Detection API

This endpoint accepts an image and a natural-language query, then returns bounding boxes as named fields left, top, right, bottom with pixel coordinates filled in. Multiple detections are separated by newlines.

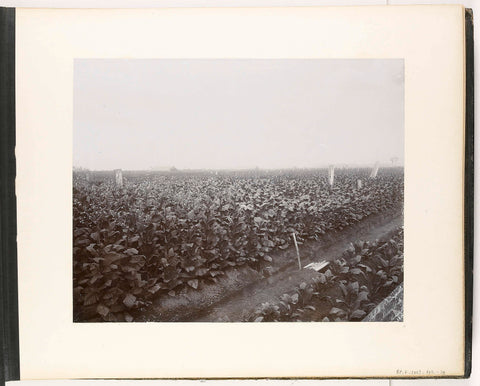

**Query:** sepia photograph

left=72, top=58, right=404, bottom=323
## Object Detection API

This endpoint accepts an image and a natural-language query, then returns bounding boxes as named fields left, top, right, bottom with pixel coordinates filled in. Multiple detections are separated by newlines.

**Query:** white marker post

left=357, top=179, right=362, bottom=189
left=85, top=171, right=91, bottom=183
left=370, top=162, right=379, bottom=179
left=328, top=165, right=335, bottom=186
left=292, top=233, right=302, bottom=270
left=114, top=169, right=123, bottom=187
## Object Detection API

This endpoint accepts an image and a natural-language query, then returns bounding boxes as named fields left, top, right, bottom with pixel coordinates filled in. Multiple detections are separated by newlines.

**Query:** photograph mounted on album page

left=0, top=4, right=472, bottom=381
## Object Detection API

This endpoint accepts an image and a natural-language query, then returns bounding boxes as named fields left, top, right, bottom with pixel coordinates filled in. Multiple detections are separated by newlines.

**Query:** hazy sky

left=74, top=59, right=404, bottom=170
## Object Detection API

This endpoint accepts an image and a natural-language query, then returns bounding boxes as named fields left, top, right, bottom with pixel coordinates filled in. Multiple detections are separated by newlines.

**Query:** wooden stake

left=370, top=162, right=379, bottom=178
left=114, top=169, right=123, bottom=187
left=292, top=233, right=301, bottom=270
left=328, top=165, right=335, bottom=186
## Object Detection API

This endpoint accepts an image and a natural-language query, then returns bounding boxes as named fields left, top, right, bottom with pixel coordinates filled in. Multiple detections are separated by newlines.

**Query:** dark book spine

left=464, top=7, right=474, bottom=380
left=0, top=7, right=19, bottom=385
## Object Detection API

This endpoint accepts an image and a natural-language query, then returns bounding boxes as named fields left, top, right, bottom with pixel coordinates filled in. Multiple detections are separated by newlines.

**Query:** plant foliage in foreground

left=73, top=168, right=403, bottom=321
left=247, top=227, right=404, bottom=322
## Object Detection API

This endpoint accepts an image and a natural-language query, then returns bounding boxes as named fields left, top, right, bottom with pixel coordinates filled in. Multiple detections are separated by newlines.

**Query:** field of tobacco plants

left=73, top=167, right=404, bottom=322
left=246, top=227, right=404, bottom=322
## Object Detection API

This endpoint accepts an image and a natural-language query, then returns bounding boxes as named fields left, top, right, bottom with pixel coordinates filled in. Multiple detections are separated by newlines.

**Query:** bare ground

left=140, top=207, right=403, bottom=322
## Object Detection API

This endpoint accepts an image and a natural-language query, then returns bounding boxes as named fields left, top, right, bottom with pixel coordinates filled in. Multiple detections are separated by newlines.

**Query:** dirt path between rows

left=141, top=207, right=403, bottom=322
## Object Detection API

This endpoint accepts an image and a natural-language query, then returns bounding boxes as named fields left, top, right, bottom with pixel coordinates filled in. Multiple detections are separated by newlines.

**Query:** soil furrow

left=142, top=207, right=403, bottom=322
